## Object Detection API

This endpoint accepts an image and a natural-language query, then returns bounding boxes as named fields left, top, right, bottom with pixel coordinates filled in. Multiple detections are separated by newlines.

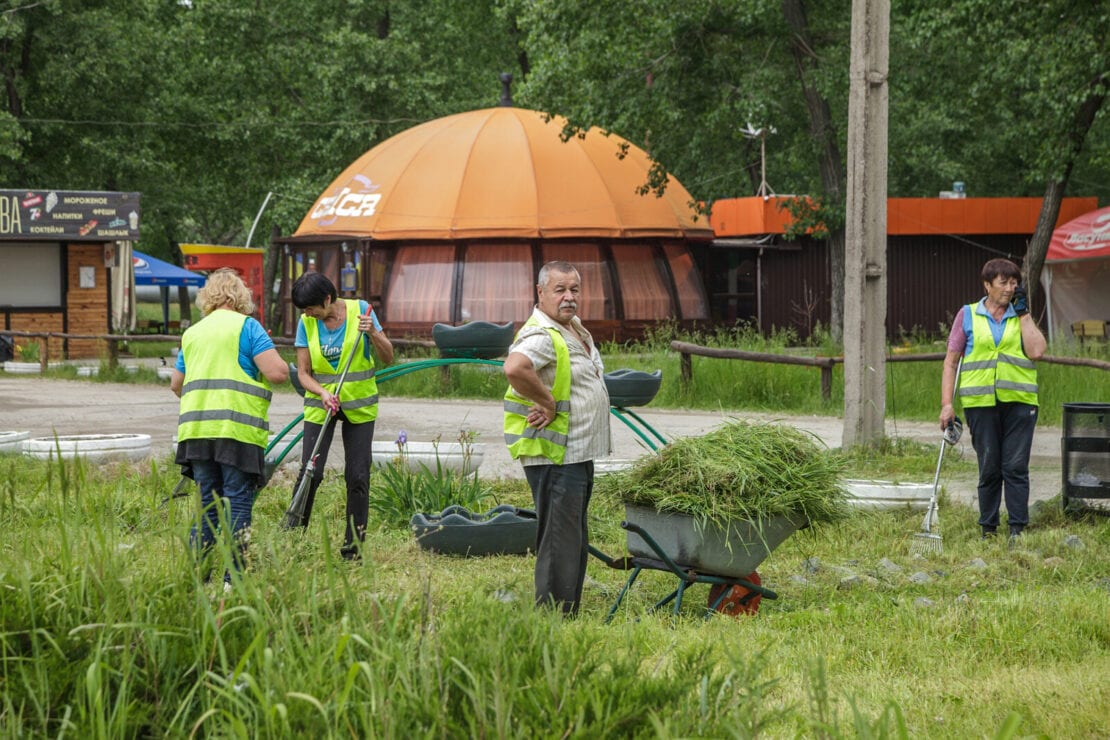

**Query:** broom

left=911, top=357, right=963, bottom=555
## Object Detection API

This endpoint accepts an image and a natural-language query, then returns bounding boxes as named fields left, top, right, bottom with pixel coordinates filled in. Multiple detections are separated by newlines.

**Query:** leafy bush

left=369, top=434, right=493, bottom=526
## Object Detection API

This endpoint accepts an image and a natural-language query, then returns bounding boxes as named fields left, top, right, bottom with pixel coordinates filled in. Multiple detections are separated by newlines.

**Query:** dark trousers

left=524, top=461, right=594, bottom=615
left=291, top=413, right=374, bottom=551
left=966, top=402, right=1038, bottom=531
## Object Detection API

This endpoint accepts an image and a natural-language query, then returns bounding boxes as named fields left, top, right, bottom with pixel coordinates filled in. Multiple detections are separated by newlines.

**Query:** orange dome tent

left=279, top=105, right=713, bottom=340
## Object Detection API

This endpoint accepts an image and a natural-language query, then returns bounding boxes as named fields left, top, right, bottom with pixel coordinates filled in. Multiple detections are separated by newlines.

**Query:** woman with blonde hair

left=171, top=268, right=288, bottom=589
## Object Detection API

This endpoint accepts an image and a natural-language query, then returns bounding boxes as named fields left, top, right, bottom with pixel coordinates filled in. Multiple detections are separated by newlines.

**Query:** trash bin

left=1061, top=403, right=1110, bottom=514
left=0, top=335, right=12, bottom=362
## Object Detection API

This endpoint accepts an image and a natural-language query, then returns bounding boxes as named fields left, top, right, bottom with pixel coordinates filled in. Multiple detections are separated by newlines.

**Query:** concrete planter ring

left=595, top=457, right=637, bottom=476
left=0, top=431, right=31, bottom=454
left=24, top=433, right=152, bottom=462
left=844, top=480, right=932, bottom=511
left=3, top=361, right=52, bottom=374
left=372, top=441, right=485, bottom=475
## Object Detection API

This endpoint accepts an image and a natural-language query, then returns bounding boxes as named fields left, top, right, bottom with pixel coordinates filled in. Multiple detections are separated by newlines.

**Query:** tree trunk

left=782, top=0, right=846, bottom=342
left=1023, top=71, right=1108, bottom=313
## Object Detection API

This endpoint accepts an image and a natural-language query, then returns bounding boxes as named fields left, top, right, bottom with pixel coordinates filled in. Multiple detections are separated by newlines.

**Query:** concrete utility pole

left=842, top=0, right=890, bottom=448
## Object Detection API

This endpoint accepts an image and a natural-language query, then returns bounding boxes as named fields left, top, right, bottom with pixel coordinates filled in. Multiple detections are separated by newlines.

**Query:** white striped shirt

left=508, top=307, right=612, bottom=466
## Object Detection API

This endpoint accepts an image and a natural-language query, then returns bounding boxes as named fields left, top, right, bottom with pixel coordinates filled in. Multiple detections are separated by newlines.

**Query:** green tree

left=898, top=0, right=1109, bottom=306
left=2, top=0, right=527, bottom=263
left=514, top=0, right=1110, bottom=333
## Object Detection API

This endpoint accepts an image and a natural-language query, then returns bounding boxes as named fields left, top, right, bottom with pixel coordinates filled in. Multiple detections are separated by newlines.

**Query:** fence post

left=680, top=351, right=692, bottom=385
left=107, top=338, right=119, bottom=370
left=820, top=361, right=832, bottom=402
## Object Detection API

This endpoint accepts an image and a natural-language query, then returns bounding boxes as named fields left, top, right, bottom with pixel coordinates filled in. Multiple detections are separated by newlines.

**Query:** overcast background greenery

left=2, top=0, right=1107, bottom=262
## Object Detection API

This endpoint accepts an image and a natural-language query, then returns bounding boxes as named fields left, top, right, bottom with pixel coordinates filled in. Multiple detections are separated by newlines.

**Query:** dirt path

left=0, top=374, right=1065, bottom=506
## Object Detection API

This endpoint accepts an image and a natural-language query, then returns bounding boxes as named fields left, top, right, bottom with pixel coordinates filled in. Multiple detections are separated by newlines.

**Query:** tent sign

left=0, top=189, right=140, bottom=241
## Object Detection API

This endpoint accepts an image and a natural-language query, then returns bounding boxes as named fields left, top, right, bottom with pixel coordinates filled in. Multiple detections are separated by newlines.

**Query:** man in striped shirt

left=504, top=261, right=611, bottom=615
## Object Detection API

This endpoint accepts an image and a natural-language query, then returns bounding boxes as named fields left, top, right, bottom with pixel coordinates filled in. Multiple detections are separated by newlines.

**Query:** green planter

left=604, top=369, right=662, bottom=407
left=432, top=321, right=514, bottom=359
left=410, top=504, right=537, bottom=556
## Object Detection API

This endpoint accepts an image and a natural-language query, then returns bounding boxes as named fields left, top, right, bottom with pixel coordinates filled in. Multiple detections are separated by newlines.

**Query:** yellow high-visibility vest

left=503, top=318, right=571, bottom=463
left=959, top=304, right=1038, bottom=407
left=303, top=299, right=379, bottom=424
left=178, top=310, right=272, bottom=448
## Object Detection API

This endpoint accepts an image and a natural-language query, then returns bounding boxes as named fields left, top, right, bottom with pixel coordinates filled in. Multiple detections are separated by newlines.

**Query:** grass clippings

left=596, top=420, right=849, bottom=528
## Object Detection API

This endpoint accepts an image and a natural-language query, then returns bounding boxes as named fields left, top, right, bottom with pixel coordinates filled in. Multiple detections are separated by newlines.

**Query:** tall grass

left=2, top=452, right=1108, bottom=737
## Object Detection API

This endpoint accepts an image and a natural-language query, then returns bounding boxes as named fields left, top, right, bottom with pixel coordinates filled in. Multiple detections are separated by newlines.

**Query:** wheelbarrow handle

left=587, top=543, right=635, bottom=570
left=621, top=520, right=646, bottom=535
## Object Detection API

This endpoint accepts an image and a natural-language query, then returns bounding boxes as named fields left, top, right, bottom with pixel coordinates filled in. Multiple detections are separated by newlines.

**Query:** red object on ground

left=708, top=571, right=763, bottom=616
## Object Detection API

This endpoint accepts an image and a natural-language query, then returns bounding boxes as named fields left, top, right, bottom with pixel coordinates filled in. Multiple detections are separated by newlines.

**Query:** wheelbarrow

left=589, top=507, right=805, bottom=622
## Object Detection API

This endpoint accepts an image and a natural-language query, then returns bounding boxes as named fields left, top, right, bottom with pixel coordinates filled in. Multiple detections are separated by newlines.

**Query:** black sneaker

left=340, top=544, right=362, bottom=562
left=981, top=527, right=997, bottom=540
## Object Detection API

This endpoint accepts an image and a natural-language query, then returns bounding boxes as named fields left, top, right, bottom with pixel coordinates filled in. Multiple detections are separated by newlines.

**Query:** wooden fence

left=670, top=340, right=1110, bottom=402
left=4, top=331, right=1107, bottom=397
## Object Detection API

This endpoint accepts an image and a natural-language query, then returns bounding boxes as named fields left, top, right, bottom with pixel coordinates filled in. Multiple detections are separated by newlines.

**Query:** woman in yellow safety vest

left=939, top=258, right=1046, bottom=541
left=289, top=271, right=393, bottom=560
left=171, top=268, right=289, bottom=589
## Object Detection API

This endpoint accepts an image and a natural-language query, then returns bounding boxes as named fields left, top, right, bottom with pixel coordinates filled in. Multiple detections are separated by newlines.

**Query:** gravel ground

left=0, top=372, right=1066, bottom=508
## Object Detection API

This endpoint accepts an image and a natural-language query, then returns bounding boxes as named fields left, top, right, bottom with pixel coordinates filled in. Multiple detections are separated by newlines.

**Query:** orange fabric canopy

left=295, top=107, right=713, bottom=240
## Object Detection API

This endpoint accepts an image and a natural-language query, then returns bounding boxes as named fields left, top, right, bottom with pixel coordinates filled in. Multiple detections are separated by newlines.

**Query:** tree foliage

left=1, top=0, right=527, bottom=258
left=1, top=0, right=1106, bottom=283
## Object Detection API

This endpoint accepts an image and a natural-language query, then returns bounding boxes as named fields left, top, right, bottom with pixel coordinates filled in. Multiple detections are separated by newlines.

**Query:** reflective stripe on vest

left=958, top=303, right=1039, bottom=407
left=503, top=319, right=571, bottom=463
left=303, top=298, right=379, bottom=424
left=177, top=310, right=272, bottom=448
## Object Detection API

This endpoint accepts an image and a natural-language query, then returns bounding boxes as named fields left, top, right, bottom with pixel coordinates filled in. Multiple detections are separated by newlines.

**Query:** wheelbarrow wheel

left=708, top=572, right=763, bottom=616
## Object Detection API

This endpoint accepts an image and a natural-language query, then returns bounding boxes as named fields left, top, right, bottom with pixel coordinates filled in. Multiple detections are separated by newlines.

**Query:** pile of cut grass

left=595, top=420, right=849, bottom=528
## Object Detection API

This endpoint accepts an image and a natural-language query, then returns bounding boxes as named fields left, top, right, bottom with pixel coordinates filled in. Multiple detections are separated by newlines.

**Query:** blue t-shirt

left=175, top=316, right=275, bottom=380
left=295, top=299, right=381, bottom=370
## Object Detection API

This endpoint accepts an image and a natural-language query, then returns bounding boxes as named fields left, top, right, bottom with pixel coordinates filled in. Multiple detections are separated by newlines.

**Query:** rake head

left=910, top=531, right=943, bottom=555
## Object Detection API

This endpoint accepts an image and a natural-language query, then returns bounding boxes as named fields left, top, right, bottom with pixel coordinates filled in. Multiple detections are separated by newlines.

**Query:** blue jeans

left=190, top=460, right=256, bottom=581
left=966, top=402, right=1038, bottom=531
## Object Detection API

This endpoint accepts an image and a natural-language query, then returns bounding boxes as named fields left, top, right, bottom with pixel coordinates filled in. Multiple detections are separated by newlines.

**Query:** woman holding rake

left=288, top=271, right=393, bottom=560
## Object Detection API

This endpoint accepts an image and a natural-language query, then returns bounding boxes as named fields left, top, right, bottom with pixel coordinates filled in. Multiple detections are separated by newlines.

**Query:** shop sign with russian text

left=0, top=190, right=140, bottom=241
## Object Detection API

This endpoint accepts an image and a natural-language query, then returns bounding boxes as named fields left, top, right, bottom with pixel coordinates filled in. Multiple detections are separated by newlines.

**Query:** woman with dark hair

left=171, top=268, right=289, bottom=589
left=940, top=258, right=1046, bottom=542
left=289, top=271, right=393, bottom=560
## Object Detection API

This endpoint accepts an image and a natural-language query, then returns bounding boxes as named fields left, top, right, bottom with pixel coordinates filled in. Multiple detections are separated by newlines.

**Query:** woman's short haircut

left=196, top=268, right=254, bottom=316
left=291, top=271, right=337, bottom=309
left=980, top=258, right=1021, bottom=285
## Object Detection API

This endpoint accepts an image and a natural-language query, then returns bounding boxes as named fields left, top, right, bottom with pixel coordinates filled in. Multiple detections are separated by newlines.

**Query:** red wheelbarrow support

left=589, top=519, right=782, bottom=623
